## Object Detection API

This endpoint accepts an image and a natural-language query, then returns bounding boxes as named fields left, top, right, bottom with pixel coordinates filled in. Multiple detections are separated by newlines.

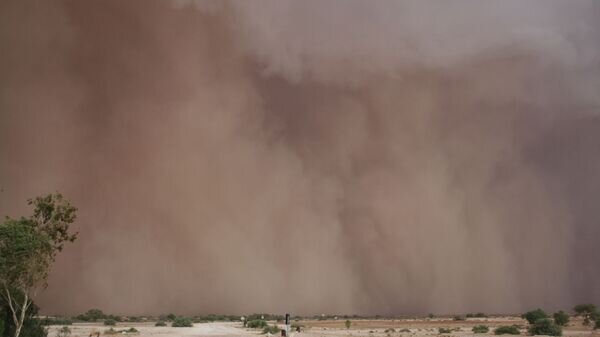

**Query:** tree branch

left=4, top=285, right=20, bottom=326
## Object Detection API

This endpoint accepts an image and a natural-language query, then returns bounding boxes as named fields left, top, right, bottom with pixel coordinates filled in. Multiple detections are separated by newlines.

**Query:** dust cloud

left=0, top=0, right=599, bottom=316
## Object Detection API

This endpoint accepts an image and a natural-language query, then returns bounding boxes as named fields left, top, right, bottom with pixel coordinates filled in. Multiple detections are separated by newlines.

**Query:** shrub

left=454, top=315, right=465, bottom=321
left=467, top=313, right=488, bottom=318
left=428, top=313, right=435, bottom=319
left=126, top=328, right=138, bottom=333
left=57, top=326, right=71, bottom=337
left=400, top=328, right=411, bottom=333
left=438, top=327, right=452, bottom=334
left=155, top=321, right=167, bottom=327
left=126, top=317, right=143, bottom=323
left=494, top=325, right=520, bottom=335
left=171, top=317, right=193, bottom=327
left=40, top=318, right=73, bottom=326
left=594, top=319, right=600, bottom=330
left=384, top=328, right=396, bottom=333
left=528, top=318, right=562, bottom=336
left=522, top=309, right=548, bottom=325
left=104, top=328, right=117, bottom=335
left=247, top=320, right=268, bottom=329
left=574, top=304, right=597, bottom=316
left=262, top=325, right=280, bottom=334
left=553, top=311, right=569, bottom=326
left=345, top=320, right=351, bottom=329
left=106, top=315, right=122, bottom=322
left=104, top=319, right=116, bottom=326
left=78, top=309, right=106, bottom=322
left=472, top=325, right=490, bottom=333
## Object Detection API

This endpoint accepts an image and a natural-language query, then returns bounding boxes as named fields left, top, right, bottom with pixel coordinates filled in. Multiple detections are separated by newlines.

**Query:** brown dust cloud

left=1, top=0, right=599, bottom=316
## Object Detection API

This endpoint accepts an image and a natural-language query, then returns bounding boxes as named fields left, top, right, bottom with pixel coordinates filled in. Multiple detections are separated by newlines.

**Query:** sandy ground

left=46, top=318, right=600, bottom=337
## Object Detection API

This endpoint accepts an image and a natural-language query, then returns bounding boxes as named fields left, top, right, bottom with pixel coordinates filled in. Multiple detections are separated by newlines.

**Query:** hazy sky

left=0, top=0, right=599, bottom=316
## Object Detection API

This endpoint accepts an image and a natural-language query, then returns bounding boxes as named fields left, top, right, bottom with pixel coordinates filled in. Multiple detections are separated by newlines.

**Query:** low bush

left=384, top=328, right=396, bottom=333
left=76, top=309, right=106, bottom=322
left=126, top=328, right=138, bottom=333
left=454, top=316, right=466, bottom=321
left=106, top=315, right=122, bottom=322
left=574, top=304, right=597, bottom=316
left=40, top=318, right=73, bottom=326
left=262, top=325, right=280, bottom=334
left=472, top=325, right=490, bottom=333
left=439, top=328, right=452, bottom=334
left=126, top=317, right=144, bottom=323
left=528, top=318, right=562, bottom=336
left=594, top=319, right=600, bottom=330
left=467, top=313, right=488, bottom=318
left=522, top=309, right=548, bottom=325
left=345, top=320, right=352, bottom=329
left=104, top=319, right=116, bottom=326
left=155, top=321, right=167, bottom=327
left=171, top=317, right=193, bottom=327
left=399, top=328, right=411, bottom=333
left=553, top=311, right=569, bottom=327
left=57, top=326, right=71, bottom=337
left=494, top=325, right=520, bottom=335
left=247, top=320, right=268, bottom=329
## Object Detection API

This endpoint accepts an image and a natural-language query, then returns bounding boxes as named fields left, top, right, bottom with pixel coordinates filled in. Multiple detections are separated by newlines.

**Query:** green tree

left=1, top=295, right=46, bottom=337
left=553, top=311, right=569, bottom=327
left=0, top=194, right=78, bottom=337
left=573, top=304, right=596, bottom=316
left=522, top=309, right=548, bottom=324
left=345, top=320, right=351, bottom=329
left=528, top=318, right=562, bottom=336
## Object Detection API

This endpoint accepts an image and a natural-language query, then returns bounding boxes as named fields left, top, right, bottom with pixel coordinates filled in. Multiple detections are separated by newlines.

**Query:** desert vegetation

left=246, top=320, right=268, bottom=329
left=261, top=325, right=279, bottom=335
left=522, top=309, right=548, bottom=325
left=0, top=194, right=78, bottom=337
left=494, top=325, right=521, bottom=335
left=171, top=317, right=193, bottom=328
left=472, top=325, right=490, bottom=333
left=528, top=318, right=562, bottom=336
left=553, top=311, right=569, bottom=327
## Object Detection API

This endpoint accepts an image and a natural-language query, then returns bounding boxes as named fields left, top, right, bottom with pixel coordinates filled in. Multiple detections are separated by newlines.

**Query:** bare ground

left=46, top=317, right=600, bottom=337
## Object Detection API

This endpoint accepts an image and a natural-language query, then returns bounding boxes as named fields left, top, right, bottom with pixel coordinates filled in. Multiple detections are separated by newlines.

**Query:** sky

left=0, top=0, right=599, bottom=316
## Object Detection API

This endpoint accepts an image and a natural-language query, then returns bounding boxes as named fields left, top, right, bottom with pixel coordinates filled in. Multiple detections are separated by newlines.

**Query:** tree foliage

left=523, top=309, right=548, bottom=325
left=0, top=194, right=77, bottom=337
left=573, top=304, right=596, bottom=316
left=472, top=325, right=490, bottom=333
left=528, top=318, right=562, bottom=336
left=553, top=311, right=569, bottom=327
left=494, top=326, right=520, bottom=335
left=171, top=317, right=193, bottom=328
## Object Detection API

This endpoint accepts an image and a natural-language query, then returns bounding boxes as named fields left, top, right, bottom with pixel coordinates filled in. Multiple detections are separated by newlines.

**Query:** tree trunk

left=3, top=287, right=28, bottom=337
left=13, top=293, right=28, bottom=337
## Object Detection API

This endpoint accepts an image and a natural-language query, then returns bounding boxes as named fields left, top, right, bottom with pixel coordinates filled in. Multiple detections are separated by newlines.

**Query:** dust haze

left=0, top=0, right=599, bottom=316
